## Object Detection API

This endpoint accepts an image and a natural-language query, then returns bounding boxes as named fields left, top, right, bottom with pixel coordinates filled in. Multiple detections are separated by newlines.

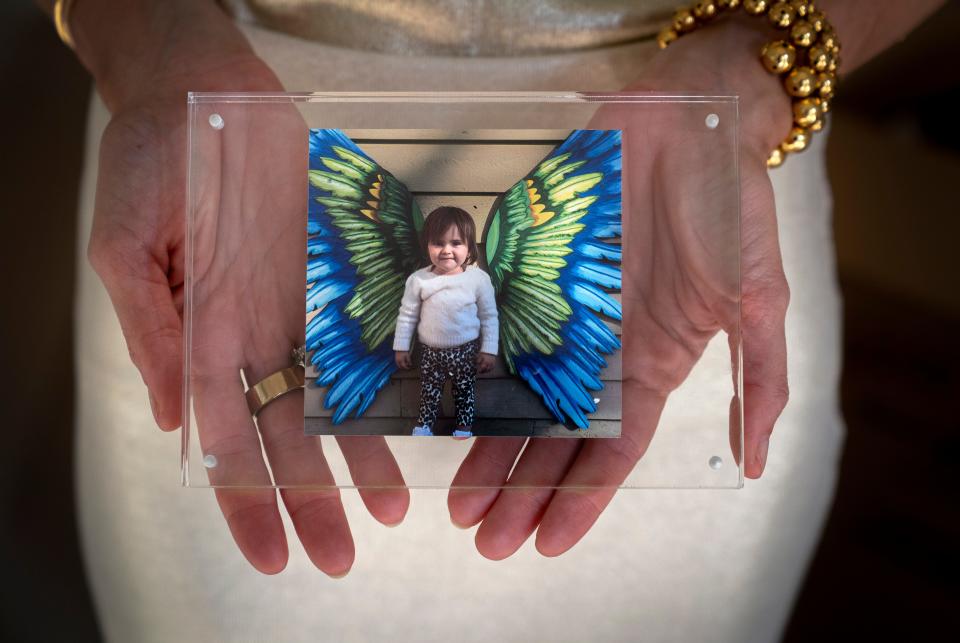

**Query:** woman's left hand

left=447, top=17, right=794, bottom=559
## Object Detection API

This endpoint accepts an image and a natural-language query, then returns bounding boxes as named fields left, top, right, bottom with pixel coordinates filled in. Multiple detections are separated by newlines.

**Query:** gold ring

left=245, top=366, right=305, bottom=416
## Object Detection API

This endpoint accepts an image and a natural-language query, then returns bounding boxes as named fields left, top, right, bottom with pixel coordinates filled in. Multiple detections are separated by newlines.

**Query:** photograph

left=305, top=128, right=623, bottom=437
left=5, top=0, right=956, bottom=641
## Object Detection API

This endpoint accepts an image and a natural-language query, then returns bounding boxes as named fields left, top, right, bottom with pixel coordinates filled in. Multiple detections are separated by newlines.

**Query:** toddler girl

left=394, top=206, right=499, bottom=437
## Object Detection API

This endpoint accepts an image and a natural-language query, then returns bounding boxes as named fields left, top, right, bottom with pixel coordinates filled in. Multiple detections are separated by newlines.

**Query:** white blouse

left=393, top=264, right=499, bottom=355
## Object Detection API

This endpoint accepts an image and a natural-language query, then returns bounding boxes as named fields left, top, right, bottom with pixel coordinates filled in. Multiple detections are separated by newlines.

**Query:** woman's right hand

left=395, top=351, right=413, bottom=369
left=79, top=0, right=408, bottom=575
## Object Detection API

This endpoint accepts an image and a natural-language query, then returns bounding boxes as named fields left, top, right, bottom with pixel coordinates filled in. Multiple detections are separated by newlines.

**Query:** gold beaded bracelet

left=658, top=0, right=840, bottom=168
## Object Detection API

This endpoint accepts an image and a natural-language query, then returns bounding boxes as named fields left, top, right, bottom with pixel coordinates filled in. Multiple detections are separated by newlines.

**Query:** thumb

left=733, top=165, right=791, bottom=479
left=88, top=228, right=183, bottom=431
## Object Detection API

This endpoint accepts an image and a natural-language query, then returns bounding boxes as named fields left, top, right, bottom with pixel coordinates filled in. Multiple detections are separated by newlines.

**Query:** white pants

left=76, top=24, right=845, bottom=643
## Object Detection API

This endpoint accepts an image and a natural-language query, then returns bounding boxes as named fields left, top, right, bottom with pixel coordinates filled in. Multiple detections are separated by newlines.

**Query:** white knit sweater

left=393, top=265, right=499, bottom=355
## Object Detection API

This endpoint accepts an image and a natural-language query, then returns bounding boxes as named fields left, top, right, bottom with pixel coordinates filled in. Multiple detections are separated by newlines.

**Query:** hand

left=475, top=352, right=496, bottom=374
left=83, top=2, right=407, bottom=575
left=447, top=18, right=793, bottom=559
left=395, top=351, right=413, bottom=369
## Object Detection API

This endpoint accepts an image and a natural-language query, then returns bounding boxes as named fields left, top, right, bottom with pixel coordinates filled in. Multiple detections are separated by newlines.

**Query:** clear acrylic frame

left=184, top=92, right=743, bottom=490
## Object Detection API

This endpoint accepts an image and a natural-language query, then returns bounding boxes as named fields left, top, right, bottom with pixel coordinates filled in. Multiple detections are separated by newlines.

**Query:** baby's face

left=428, top=225, right=469, bottom=275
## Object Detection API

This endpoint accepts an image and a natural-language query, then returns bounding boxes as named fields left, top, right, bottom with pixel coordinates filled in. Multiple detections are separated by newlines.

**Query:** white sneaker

left=412, top=425, right=434, bottom=436
left=452, top=429, right=473, bottom=437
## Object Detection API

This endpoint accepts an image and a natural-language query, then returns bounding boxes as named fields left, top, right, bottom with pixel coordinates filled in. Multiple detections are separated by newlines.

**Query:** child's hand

left=395, top=351, right=412, bottom=369
left=476, top=352, right=496, bottom=374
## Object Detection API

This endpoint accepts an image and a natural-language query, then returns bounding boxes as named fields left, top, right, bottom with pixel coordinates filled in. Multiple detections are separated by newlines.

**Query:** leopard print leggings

left=417, top=339, right=480, bottom=430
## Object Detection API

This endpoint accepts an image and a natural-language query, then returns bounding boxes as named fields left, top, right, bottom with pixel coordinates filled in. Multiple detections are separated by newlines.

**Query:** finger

left=534, top=387, right=664, bottom=557
left=247, top=358, right=355, bottom=577
left=193, top=370, right=288, bottom=574
left=738, top=280, right=790, bottom=479
left=87, top=228, right=183, bottom=430
left=473, top=439, right=582, bottom=560
left=336, top=435, right=410, bottom=527
left=448, top=437, right=526, bottom=527
left=737, top=169, right=791, bottom=479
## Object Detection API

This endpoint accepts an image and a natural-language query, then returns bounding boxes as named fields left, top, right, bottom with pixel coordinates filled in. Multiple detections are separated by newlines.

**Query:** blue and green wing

left=485, top=129, right=622, bottom=429
left=307, top=129, right=425, bottom=424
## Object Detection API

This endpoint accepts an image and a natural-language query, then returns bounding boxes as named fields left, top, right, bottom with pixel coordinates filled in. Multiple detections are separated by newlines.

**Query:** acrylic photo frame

left=184, top=92, right=744, bottom=490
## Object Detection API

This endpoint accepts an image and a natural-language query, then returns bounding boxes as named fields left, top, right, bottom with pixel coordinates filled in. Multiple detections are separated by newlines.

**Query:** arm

left=636, top=0, right=950, bottom=158
left=393, top=273, right=421, bottom=353
left=476, top=272, right=499, bottom=357
left=818, top=0, right=947, bottom=75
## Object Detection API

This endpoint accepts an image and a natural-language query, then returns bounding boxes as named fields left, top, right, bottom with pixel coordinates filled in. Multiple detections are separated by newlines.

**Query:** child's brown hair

left=421, top=206, right=479, bottom=267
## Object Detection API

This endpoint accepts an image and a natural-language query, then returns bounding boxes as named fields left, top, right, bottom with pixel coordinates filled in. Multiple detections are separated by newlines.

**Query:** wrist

left=714, top=17, right=794, bottom=157
left=639, top=14, right=793, bottom=160
left=70, top=0, right=267, bottom=112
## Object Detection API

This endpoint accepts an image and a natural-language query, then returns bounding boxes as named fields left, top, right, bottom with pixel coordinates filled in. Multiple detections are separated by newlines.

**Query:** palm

left=89, top=56, right=409, bottom=575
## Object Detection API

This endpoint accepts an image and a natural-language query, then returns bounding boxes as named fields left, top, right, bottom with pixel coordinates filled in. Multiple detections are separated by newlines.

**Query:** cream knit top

left=393, top=265, right=499, bottom=355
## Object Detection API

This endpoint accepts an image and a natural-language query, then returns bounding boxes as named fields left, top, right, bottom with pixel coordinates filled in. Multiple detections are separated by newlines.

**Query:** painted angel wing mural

left=306, top=129, right=426, bottom=423
left=484, top=130, right=622, bottom=428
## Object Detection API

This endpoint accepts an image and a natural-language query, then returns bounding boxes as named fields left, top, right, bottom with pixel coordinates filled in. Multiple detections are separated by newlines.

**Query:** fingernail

left=756, top=436, right=770, bottom=472
left=450, top=516, right=470, bottom=530
left=148, top=390, right=161, bottom=425
left=383, top=520, right=402, bottom=528
left=327, top=569, right=350, bottom=579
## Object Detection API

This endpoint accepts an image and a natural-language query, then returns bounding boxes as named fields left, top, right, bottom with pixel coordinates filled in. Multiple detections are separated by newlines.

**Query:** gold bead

left=743, top=0, right=769, bottom=15
left=789, top=0, right=811, bottom=17
left=817, top=72, right=836, bottom=99
left=808, top=43, right=832, bottom=71
left=673, top=8, right=697, bottom=32
left=658, top=27, right=679, bottom=49
left=768, top=2, right=797, bottom=28
left=781, top=126, right=811, bottom=152
left=793, top=97, right=822, bottom=127
left=693, top=1, right=718, bottom=20
left=717, top=0, right=741, bottom=9
left=820, top=98, right=831, bottom=113
left=809, top=118, right=824, bottom=132
left=760, top=40, right=797, bottom=74
left=784, top=66, right=818, bottom=97
left=767, top=148, right=786, bottom=168
left=790, top=20, right=817, bottom=47
left=828, top=56, right=839, bottom=72
left=807, top=10, right=825, bottom=31
left=820, top=28, right=838, bottom=51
